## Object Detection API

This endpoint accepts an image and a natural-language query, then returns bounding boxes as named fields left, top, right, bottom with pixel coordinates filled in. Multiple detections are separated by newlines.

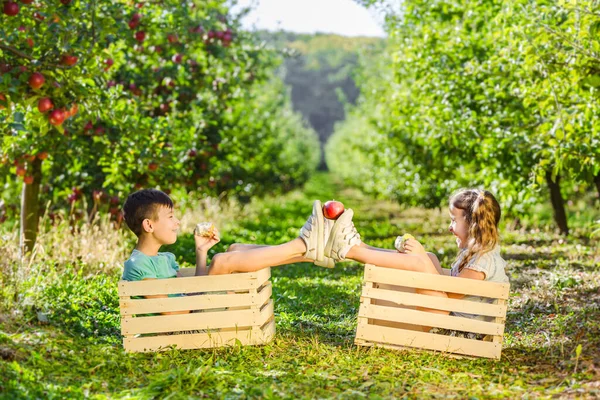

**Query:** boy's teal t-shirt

left=122, top=249, right=180, bottom=281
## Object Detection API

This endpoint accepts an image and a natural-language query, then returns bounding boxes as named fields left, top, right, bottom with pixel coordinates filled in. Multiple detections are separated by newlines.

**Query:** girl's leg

left=209, top=238, right=311, bottom=275
left=347, top=243, right=439, bottom=274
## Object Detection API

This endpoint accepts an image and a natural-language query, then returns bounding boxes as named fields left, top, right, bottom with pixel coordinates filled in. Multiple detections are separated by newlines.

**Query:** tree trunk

left=20, top=158, right=43, bottom=254
left=545, top=170, right=569, bottom=235
left=594, top=173, right=600, bottom=201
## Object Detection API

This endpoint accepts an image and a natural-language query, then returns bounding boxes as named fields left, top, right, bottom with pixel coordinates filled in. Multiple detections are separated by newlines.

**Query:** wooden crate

left=118, top=267, right=275, bottom=352
left=355, top=264, right=510, bottom=359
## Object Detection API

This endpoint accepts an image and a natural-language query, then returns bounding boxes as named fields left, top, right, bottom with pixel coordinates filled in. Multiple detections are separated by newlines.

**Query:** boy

left=121, top=189, right=339, bottom=287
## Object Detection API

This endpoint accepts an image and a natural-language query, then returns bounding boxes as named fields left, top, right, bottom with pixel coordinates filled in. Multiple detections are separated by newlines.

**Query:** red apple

left=25, top=154, right=36, bottom=162
left=61, top=55, right=78, bottom=66
left=171, top=53, right=183, bottom=64
left=84, top=121, right=93, bottom=131
left=23, top=175, right=34, bottom=185
left=134, top=31, right=146, bottom=42
left=167, top=33, right=178, bottom=43
left=323, top=200, right=345, bottom=220
left=26, top=38, right=34, bottom=47
left=37, top=151, right=48, bottom=160
left=188, top=149, right=197, bottom=157
left=28, top=72, right=45, bottom=90
left=38, top=97, right=54, bottom=113
left=48, top=109, right=66, bottom=126
left=15, top=165, right=26, bottom=176
left=3, top=2, right=19, bottom=16
left=148, top=161, right=158, bottom=171
left=104, top=58, right=114, bottom=71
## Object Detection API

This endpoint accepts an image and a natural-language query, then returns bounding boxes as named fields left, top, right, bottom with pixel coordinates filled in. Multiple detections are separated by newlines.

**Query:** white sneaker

left=324, top=209, right=361, bottom=262
left=300, top=200, right=325, bottom=262
left=314, top=218, right=335, bottom=268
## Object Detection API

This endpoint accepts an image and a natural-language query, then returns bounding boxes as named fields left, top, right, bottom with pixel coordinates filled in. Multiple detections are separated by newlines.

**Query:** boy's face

left=449, top=207, right=469, bottom=249
left=147, top=206, right=180, bottom=245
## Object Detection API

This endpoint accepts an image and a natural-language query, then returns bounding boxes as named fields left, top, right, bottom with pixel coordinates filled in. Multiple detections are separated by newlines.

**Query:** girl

left=324, top=189, right=509, bottom=331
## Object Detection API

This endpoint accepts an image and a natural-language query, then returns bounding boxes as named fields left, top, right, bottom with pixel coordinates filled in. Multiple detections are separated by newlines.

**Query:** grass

left=1, top=173, right=599, bottom=399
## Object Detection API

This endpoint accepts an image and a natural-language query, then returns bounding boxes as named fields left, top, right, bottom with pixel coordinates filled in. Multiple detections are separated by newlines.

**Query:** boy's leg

left=209, top=238, right=310, bottom=274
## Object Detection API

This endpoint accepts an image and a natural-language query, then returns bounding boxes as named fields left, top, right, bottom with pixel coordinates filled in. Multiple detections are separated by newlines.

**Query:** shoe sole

left=314, top=200, right=325, bottom=263
left=324, top=209, right=353, bottom=259
left=314, top=257, right=335, bottom=268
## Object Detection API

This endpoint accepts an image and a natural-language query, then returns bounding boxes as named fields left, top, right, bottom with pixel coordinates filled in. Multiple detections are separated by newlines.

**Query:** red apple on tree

left=172, top=54, right=183, bottom=64
left=48, top=109, right=66, bottom=126
left=148, top=161, right=158, bottom=171
left=23, top=175, right=34, bottom=185
left=61, top=54, right=78, bottom=66
left=15, top=165, right=26, bottom=177
left=28, top=72, right=45, bottom=90
left=323, top=200, right=345, bottom=220
left=3, top=2, right=19, bottom=16
left=135, top=31, right=146, bottom=42
left=37, top=151, right=48, bottom=160
left=104, top=58, right=114, bottom=71
left=38, top=97, right=54, bottom=113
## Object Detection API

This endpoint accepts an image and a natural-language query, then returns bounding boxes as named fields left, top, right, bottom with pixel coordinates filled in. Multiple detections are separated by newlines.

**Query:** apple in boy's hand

left=323, top=200, right=344, bottom=220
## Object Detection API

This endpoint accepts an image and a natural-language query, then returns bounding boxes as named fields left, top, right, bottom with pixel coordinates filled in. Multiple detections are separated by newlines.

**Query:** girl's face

left=449, top=207, right=469, bottom=249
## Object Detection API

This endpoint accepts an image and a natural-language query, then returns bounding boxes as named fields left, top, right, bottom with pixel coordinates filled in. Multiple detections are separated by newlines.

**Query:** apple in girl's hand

left=323, top=200, right=344, bottom=220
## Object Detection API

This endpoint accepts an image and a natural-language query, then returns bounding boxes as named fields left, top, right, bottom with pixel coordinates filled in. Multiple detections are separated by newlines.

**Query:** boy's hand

left=195, top=228, right=220, bottom=252
left=402, top=238, right=426, bottom=254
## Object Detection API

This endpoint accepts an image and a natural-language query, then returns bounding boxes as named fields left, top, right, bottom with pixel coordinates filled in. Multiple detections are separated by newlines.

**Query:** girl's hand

left=195, top=228, right=220, bottom=252
left=403, top=238, right=426, bottom=254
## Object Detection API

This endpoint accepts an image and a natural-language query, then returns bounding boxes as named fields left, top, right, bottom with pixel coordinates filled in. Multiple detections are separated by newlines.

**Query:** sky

left=230, top=0, right=386, bottom=37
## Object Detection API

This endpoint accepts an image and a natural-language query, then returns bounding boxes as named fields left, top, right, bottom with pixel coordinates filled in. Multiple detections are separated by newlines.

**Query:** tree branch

left=0, top=43, right=34, bottom=61
left=540, top=23, right=600, bottom=63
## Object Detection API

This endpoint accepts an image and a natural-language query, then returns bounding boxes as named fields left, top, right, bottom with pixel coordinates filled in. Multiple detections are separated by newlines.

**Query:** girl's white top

left=450, top=246, right=509, bottom=321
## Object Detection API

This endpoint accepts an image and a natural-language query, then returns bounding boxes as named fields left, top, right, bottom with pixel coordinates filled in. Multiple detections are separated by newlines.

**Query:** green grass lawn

left=1, top=173, right=599, bottom=399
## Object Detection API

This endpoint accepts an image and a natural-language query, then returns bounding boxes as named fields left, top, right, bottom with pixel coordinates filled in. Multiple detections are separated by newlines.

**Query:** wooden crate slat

left=362, top=287, right=507, bottom=317
left=356, top=324, right=502, bottom=359
left=255, top=267, right=271, bottom=289
left=258, top=299, right=274, bottom=326
left=119, top=282, right=273, bottom=316
left=256, top=282, right=273, bottom=308
left=118, top=272, right=263, bottom=297
left=359, top=303, right=503, bottom=336
left=122, top=308, right=258, bottom=335
left=365, top=264, right=510, bottom=299
left=124, top=319, right=276, bottom=353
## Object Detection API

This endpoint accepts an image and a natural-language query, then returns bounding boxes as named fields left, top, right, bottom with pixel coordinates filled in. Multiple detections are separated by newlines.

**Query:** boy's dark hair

left=123, top=189, right=174, bottom=237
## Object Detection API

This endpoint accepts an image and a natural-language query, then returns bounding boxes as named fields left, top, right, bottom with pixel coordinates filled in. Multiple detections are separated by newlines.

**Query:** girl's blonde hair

left=450, top=189, right=501, bottom=272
